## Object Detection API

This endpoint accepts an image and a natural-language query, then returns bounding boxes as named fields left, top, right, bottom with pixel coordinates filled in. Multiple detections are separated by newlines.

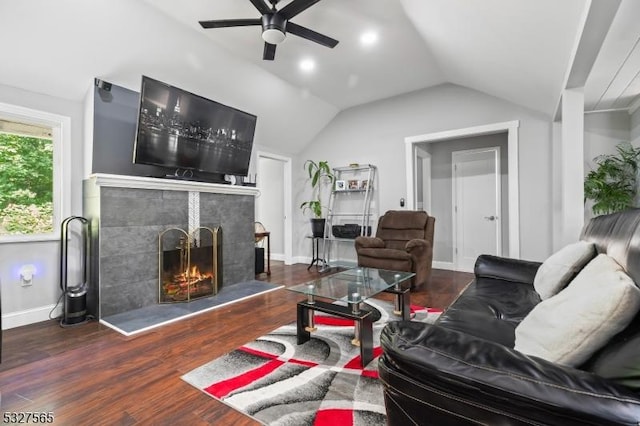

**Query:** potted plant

left=300, top=160, right=335, bottom=237
left=584, top=142, right=640, bottom=215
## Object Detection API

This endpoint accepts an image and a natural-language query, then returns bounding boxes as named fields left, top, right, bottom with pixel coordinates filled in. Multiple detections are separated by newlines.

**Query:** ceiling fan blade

left=249, top=0, right=271, bottom=15
left=279, top=0, right=321, bottom=20
left=199, top=18, right=261, bottom=29
left=287, top=22, right=338, bottom=48
left=263, top=42, right=276, bottom=60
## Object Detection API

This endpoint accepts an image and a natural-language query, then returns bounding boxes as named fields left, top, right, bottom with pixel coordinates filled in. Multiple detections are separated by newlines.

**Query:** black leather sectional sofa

left=379, top=208, right=640, bottom=425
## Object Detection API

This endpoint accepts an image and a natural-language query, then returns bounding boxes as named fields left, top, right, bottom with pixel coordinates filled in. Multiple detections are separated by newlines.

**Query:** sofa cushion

left=438, top=277, right=541, bottom=347
left=515, top=254, right=640, bottom=367
left=533, top=241, right=596, bottom=299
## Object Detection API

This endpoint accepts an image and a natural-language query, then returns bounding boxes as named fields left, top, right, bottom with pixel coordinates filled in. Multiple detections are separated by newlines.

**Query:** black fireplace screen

left=159, top=227, right=221, bottom=303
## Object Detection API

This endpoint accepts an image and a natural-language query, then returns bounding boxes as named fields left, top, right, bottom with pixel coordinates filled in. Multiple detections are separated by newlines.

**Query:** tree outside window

left=0, top=131, right=54, bottom=236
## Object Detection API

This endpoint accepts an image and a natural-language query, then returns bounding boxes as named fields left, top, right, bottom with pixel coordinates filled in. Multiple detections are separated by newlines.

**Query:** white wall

left=0, top=83, right=85, bottom=329
left=294, top=83, right=554, bottom=263
left=583, top=111, right=631, bottom=221
left=632, top=107, right=640, bottom=146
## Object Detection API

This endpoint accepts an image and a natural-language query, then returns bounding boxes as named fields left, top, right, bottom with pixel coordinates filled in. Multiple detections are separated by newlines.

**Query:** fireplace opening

left=159, top=227, right=221, bottom=303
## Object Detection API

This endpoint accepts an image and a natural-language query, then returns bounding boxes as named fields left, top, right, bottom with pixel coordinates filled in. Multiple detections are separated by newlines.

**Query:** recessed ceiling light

left=360, top=31, right=378, bottom=46
left=299, top=59, right=315, bottom=72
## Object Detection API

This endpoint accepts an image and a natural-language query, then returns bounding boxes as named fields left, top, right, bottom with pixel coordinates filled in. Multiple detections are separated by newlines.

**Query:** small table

left=287, top=267, right=414, bottom=367
left=306, top=236, right=326, bottom=270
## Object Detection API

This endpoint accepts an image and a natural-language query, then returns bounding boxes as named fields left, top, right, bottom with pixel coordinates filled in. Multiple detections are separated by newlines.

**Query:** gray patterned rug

left=181, top=299, right=441, bottom=425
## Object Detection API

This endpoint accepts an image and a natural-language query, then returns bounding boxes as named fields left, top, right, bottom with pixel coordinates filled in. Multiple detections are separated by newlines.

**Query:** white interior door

left=453, top=148, right=501, bottom=272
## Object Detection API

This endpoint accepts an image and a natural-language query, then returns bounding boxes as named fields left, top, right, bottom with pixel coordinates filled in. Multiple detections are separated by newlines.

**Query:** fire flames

left=162, top=265, right=214, bottom=302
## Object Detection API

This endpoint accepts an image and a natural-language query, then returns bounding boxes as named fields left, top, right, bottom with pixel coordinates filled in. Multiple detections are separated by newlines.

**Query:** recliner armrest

left=380, top=321, right=640, bottom=424
left=474, top=254, right=541, bottom=285
left=355, top=236, right=385, bottom=249
left=405, top=238, right=428, bottom=251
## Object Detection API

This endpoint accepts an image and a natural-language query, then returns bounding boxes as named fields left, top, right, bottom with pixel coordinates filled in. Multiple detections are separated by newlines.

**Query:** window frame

left=0, top=101, right=71, bottom=243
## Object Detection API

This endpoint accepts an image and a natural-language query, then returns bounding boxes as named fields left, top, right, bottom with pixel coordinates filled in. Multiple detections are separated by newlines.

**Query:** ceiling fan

left=199, top=0, right=339, bottom=60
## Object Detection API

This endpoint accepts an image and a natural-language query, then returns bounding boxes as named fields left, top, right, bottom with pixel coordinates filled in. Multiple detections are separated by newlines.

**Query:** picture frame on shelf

left=348, top=180, right=359, bottom=190
left=360, top=180, right=369, bottom=190
left=335, top=180, right=346, bottom=191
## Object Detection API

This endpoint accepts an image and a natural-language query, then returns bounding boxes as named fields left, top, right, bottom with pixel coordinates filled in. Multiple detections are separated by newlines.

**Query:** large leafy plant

left=584, top=142, right=640, bottom=215
left=300, top=160, right=335, bottom=218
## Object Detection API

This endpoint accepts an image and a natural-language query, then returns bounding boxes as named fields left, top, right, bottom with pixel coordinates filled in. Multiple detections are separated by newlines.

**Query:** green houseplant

left=584, top=142, right=640, bottom=215
left=300, top=160, right=335, bottom=237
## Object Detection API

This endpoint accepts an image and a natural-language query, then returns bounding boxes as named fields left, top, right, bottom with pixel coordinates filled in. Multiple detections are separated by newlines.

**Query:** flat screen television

left=133, top=76, right=257, bottom=183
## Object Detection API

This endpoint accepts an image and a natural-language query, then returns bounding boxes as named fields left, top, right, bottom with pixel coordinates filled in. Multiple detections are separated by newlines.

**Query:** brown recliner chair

left=355, top=210, right=435, bottom=289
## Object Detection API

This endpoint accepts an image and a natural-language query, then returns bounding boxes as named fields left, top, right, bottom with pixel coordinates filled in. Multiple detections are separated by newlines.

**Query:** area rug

left=181, top=299, right=442, bottom=425
left=101, top=280, right=283, bottom=336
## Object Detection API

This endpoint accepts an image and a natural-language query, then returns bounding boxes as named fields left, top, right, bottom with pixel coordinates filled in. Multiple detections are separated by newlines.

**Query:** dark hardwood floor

left=0, top=262, right=472, bottom=425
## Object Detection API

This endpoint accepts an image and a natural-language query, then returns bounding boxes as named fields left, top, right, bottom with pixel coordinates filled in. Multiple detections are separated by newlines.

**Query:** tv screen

left=133, top=76, right=257, bottom=180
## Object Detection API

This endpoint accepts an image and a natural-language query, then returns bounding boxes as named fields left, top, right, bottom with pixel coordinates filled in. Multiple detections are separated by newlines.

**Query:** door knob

left=484, top=215, right=497, bottom=221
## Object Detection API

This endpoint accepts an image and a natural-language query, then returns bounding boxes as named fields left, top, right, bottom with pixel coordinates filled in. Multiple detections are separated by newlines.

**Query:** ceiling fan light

left=262, top=28, right=286, bottom=44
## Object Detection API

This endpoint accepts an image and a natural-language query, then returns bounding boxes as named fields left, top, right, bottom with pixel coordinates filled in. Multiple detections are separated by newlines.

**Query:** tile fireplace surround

left=83, top=173, right=259, bottom=318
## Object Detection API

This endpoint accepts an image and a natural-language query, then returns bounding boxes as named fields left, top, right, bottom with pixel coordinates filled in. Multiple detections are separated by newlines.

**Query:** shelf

left=334, top=164, right=377, bottom=172
left=332, top=189, right=370, bottom=194
left=323, top=164, right=376, bottom=268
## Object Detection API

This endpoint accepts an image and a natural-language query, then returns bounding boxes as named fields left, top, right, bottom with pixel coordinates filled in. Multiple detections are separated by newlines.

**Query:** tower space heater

left=59, top=216, right=90, bottom=327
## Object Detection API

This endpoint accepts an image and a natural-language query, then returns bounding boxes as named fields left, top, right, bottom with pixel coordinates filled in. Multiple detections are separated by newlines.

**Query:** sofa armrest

left=354, top=236, right=385, bottom=249
left=380, top=321, right=640, bottom=424
left=474, top=254, right=541, bottom=285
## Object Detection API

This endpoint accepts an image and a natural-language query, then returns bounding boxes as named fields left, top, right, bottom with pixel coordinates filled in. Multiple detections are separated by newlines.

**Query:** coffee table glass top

left=287, top=267, right=414, bottom=303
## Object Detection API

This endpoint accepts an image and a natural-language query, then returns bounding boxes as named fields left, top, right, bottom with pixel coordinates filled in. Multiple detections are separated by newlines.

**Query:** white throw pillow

left=533, top=241, right=596, bottom=299
left=515, top=254, right=640, bottom=367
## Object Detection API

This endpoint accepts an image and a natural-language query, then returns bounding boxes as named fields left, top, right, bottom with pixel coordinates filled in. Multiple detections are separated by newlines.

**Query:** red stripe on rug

left=314, top=316, right=354, bottom=326
left=205, top=358, right=284, bottom=398
left=205, top=346, right=320, bottom=398
left=239, top=345, right=319, bottom=368
left=411, top=304, right=443, bottom=314
left=314, top=408, right=354, bottom=426
left=343, top=346, right=383, bottom=370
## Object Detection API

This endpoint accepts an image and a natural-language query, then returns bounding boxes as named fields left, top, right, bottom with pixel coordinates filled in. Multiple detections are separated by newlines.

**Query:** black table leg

left=359, top=315, right=373, bottom=366
left=297, top=303, right=311, bottom=344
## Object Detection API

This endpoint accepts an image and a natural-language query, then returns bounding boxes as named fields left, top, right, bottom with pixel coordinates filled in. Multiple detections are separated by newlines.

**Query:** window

left=0, top=102, right=70, bottom=242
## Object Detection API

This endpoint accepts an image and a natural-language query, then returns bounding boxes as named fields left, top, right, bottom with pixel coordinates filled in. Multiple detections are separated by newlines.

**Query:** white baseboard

left=432, top=261, right=456, bottom=271
left=270, top=253, right=285, bottom=262
left=2, top=304, right=62, bottom=330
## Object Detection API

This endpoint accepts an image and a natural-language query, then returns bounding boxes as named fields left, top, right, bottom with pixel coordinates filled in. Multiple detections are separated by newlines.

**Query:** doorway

left=452, top=147, right=501, bottom=271
left=256, top=152, right=293, bottom=264
left=405, top=121, right=520, bottom=270
left=414, top=148, right=432, bottom=213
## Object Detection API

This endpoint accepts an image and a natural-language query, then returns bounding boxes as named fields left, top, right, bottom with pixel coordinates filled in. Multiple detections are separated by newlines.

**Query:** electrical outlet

left=19, top=264, right=36, bottom=286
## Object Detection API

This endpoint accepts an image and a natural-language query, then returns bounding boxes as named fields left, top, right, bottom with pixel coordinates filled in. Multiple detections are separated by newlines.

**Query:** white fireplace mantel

left=89, top=173, right=260, bottom=196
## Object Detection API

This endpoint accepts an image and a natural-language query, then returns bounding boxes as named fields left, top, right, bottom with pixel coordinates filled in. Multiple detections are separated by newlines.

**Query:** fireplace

left=159, top=227, right=222, bottom=303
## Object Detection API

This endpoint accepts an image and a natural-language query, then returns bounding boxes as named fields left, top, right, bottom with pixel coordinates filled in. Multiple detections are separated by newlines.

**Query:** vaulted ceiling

left=0, top=0, right=638, bottom=154
left=143, top=0, right=640, bottom=115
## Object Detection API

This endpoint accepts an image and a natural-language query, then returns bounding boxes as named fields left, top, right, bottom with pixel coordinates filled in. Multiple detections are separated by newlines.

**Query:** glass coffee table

left=287, top=267, right=415, bottom=367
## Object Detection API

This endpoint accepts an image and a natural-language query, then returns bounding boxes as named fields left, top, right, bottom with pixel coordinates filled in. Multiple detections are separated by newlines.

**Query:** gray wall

left=295, top=83, right=553, bottom=263
left=419, top=133, right=509, bottom=263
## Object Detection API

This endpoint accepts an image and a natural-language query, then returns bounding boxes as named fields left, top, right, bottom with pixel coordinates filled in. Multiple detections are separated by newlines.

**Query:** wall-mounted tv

left=133, top=76, right=257, bottom=182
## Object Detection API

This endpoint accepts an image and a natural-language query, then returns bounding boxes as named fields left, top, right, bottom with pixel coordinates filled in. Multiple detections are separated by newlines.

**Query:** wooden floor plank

left=0, top=262, right=472, bottom=424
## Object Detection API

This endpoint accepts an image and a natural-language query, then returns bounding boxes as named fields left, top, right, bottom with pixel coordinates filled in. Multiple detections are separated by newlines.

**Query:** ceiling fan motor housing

left=261, top=13, right=287, bottom=44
